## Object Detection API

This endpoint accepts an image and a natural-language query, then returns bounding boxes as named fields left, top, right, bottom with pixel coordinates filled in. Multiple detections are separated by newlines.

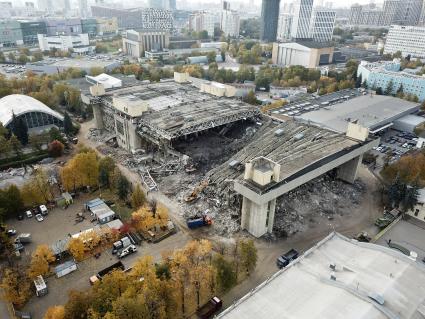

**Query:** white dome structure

left=0, top=94, right=64, bottom=131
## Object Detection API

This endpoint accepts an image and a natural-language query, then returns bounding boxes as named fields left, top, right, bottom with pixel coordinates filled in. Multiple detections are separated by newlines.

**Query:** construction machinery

left=184, top=180, right=209, bottom=203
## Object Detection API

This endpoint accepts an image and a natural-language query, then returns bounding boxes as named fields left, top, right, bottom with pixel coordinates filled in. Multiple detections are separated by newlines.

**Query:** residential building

left=393, top=0, right=423, bottom=26
left=37, top=33, right=93, bottom=54
left=45, top=18, right=82, bottom=36
left=272, top=41, right=334, bottom=68
left=20, top=21, right=47, bottom=44
left=384, top=25, right=425, bottom=58
left=217, top=232, right=425, bottom=319
left=122, top=29, right=170, bottom=58
left=349, top=4, right=384, bottom=26
left=381, top=0, right=400, bottom=26
left=420, top=2, right=425, bottom=25
left=260, top=0, right=281, bottom=42
left=148, top=0, right=175, bottom=10
left=0, top=20, right=24, bottom=47
left=221, top=2, right=240, bottom=37
left=277, top=13, right=292, bottom=41
left=189, top=11, right=218, bottom=37
left=0, top=2, right=12, bottom=18
left=79, top=0, right=89, bottom=18
left=357, top=60, right=425, bottom=101
left=91, top=6, right=173, bottom=31
left=291, top=0, right=314, bottom=40
left=96, top=18, right=118, bottom=35
left=406, top=189, right=425, bottom=221
left=309, top=9, right=335, bottom=42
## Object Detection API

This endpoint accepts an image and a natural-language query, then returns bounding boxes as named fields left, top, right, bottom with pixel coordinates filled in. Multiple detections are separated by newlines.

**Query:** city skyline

left=6, top=0, right=391, bottom=9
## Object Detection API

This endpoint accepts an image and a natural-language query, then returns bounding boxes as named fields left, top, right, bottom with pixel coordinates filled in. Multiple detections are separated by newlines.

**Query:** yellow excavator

left=184, top=180, right=209, bottom=203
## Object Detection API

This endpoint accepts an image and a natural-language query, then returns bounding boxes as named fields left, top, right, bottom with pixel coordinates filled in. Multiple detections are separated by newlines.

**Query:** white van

left=26, top=210, right=33, bottom=218
left=39, top=205, right=48, bottom=216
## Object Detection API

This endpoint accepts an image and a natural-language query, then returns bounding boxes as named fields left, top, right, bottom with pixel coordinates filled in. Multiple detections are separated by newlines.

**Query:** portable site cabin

left=55, top=260, right=77, bottom=278
left=50, top=238, right=70, bottom=260
left=34, top=275, right=48, bottom=297
left=104, top=219, right=124, bottom=231
left=85, top=198, right=116, bottom=224
left=56, top=192, right=74, bottom=208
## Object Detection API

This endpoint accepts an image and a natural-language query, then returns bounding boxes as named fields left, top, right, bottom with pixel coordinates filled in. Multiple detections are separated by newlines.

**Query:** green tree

left=98, top=156, right=116, bottom=188
left=385, top=80, right=394, bottom=96
left=213, top=254, right=237, bottom=293
left=376, top=87, right=383, bottom=95
left=63, top=112, right=73, bottom=135
left=116, top=173, right=130, bottom=200
left=29, top=134, right=45, bottom=153
left=32, top=51, right=44, bottom=62
left=243, top=90, right=258, bottom=105
left=3, top=184, right=24, bottom=217
left=9, top=135, right=22, bottom=157
left=0, top=52, right=5, bottom=63
left=401, top=183, right=419, bottom=212
left=10, top=114, right=28, bottom=145
left=7, top=52, right=15, bottom=62
left=18, top=54, right=28, bottom=64
left=207, top=51, right=216, bottom=64
left=239, top=239, right=257, bottom=276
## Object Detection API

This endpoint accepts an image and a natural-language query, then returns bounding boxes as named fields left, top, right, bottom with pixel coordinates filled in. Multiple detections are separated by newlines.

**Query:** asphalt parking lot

left=369, top=129, right=418, bottom=170
left=7, top=194, right=191, bottom=319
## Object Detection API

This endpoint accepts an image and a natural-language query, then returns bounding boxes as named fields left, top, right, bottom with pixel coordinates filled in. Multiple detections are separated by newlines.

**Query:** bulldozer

left=184, top=180, right=209, bottom=203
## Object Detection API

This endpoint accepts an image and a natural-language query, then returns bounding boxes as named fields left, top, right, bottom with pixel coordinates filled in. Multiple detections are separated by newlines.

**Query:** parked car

left=196, top=297, right=223, bottom=319
left=118, top=245, right=137, bottom=259
left=39, top=205, right=48, bottom=216
left=26, top=210, right=33, bottom=218
left=276, top=249, right=299, bottom=268
left=35, top=214, right=44, bottom=222
left=6, top=229, right=17, bottom=237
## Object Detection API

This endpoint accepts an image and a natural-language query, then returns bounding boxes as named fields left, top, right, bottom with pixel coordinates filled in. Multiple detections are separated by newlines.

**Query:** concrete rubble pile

left=273, top=174, right=365, bottom=237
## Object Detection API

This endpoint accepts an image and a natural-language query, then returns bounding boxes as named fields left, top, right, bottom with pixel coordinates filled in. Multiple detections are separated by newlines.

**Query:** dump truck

left=187, top=214, right=212, bottom=229
left=276, top=248, right=299, bottom=269
left=196, top=296, right=222, bottom=319
left=89, top=261, right=125, bottom=285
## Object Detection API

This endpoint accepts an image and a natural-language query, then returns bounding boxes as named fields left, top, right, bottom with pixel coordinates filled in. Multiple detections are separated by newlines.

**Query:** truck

left=187, top=214, right=212, bottom=229
left=276, top=248, right=299, bottom=269
left=89, top=261, right=125, bottom=285
left=112, top=236, right=133, bottom=254
left=196, top=296, right=222, bottom=319
left=16, top=233, right=32, bottom=244
left=118, top=244, right=137, bottom=259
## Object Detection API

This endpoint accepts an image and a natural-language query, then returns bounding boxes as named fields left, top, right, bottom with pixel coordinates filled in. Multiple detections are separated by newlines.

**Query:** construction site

left=82, top=73, right=380, bottom=238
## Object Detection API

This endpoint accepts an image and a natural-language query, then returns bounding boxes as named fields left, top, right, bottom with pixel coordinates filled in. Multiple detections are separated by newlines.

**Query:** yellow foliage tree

left=131, top=184, right=146, bottom=209
left=0, top=268, right=32, bottom=308
left=61, top=151, right=99, bottom=191
left=44, top=306, right=65, bottom=319
left=131, top=203, right=169, bottom=232
left=67, top=237, right=85, bottom=261
left=79, top=230, right=101, bottom=252
left=28, top=244, right=56, bottom=279
left=21, top=169, right=54, bottom=206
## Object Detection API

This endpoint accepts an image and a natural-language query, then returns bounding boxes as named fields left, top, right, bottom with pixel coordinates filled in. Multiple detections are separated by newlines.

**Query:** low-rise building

left=272, top=41, right=334, bottom=68
left=37, top=33, right=93, bottom=54
left=218, top=232, right=425, bottom=318
left=357, top=60, right=425, bottom=102
left=0, top=20, right=23, bottom=47
left=406, top=188, right=425, bottom=222
left=96, top=17, right=118, bottom=36
left=122, top=29, right=170, bottom=58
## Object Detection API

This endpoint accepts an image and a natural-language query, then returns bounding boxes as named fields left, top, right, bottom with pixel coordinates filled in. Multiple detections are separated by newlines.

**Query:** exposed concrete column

left=267, top=199, right=277, bottom=234
left=338, top=155, right=363, bottom=184
left=240, top=197, right=250, bottom=231
left=92, top=104, right=104, bottom=130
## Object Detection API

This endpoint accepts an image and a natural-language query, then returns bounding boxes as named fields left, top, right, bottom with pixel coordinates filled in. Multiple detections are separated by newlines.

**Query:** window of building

left=415, top=209, right=419, bottom=216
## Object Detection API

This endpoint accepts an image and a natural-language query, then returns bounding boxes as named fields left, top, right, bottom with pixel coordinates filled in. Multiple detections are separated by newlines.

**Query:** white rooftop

left=298, top=95, right=419, bottom=133
left=0, top=94, right=64, bottom=127
left=85, top=73, right=122, bottom=89
left=218, top=232, right=425, bottom=319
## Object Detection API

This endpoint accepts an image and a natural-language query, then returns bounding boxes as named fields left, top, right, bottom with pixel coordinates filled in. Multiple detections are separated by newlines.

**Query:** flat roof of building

left=28, top=57, right=121, bottom=69
left=208, top=120, right=362, bottom=191
left=96, top=81, right=259, bottom=141
left=297, top=95, right=419, bottom=133
left=218, top=232, right=425, bottom=319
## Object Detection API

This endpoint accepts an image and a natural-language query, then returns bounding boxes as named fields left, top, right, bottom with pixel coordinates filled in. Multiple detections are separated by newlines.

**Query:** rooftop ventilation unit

left=329, top=263, right=336, bottom=271
left=368, top=292, right=385, bottom=305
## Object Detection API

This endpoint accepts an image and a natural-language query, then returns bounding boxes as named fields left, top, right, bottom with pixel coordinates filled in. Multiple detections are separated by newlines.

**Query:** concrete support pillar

left=92, top=104, right=104, bottom=130
left=338, top=155, right=363, bottom=184
left=267, top=199, right=277, bottom=234
left=241, top=197, right=277, bottom=238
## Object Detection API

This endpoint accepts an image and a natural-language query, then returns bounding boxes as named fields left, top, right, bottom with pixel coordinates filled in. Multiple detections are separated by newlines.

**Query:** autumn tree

left=67, top=237, right=85, bottom=261
left=116, top=173, right=130, bottom=200
left=28, top=244, right=56, bottom=279
left=48, top=140, right=65, bottom=157
left=0, top=268, right=32, bottom=308
left=131, top=184, right=146, bottom=209
left=44, top=306, right=65, bottom=319
left=0, top=184, right=24, bottom=219
left=21, top=169, right=54, bottom=206
left=61, top=151, right=99, bottom=191
left=239, top=239, right=257, bottom=276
